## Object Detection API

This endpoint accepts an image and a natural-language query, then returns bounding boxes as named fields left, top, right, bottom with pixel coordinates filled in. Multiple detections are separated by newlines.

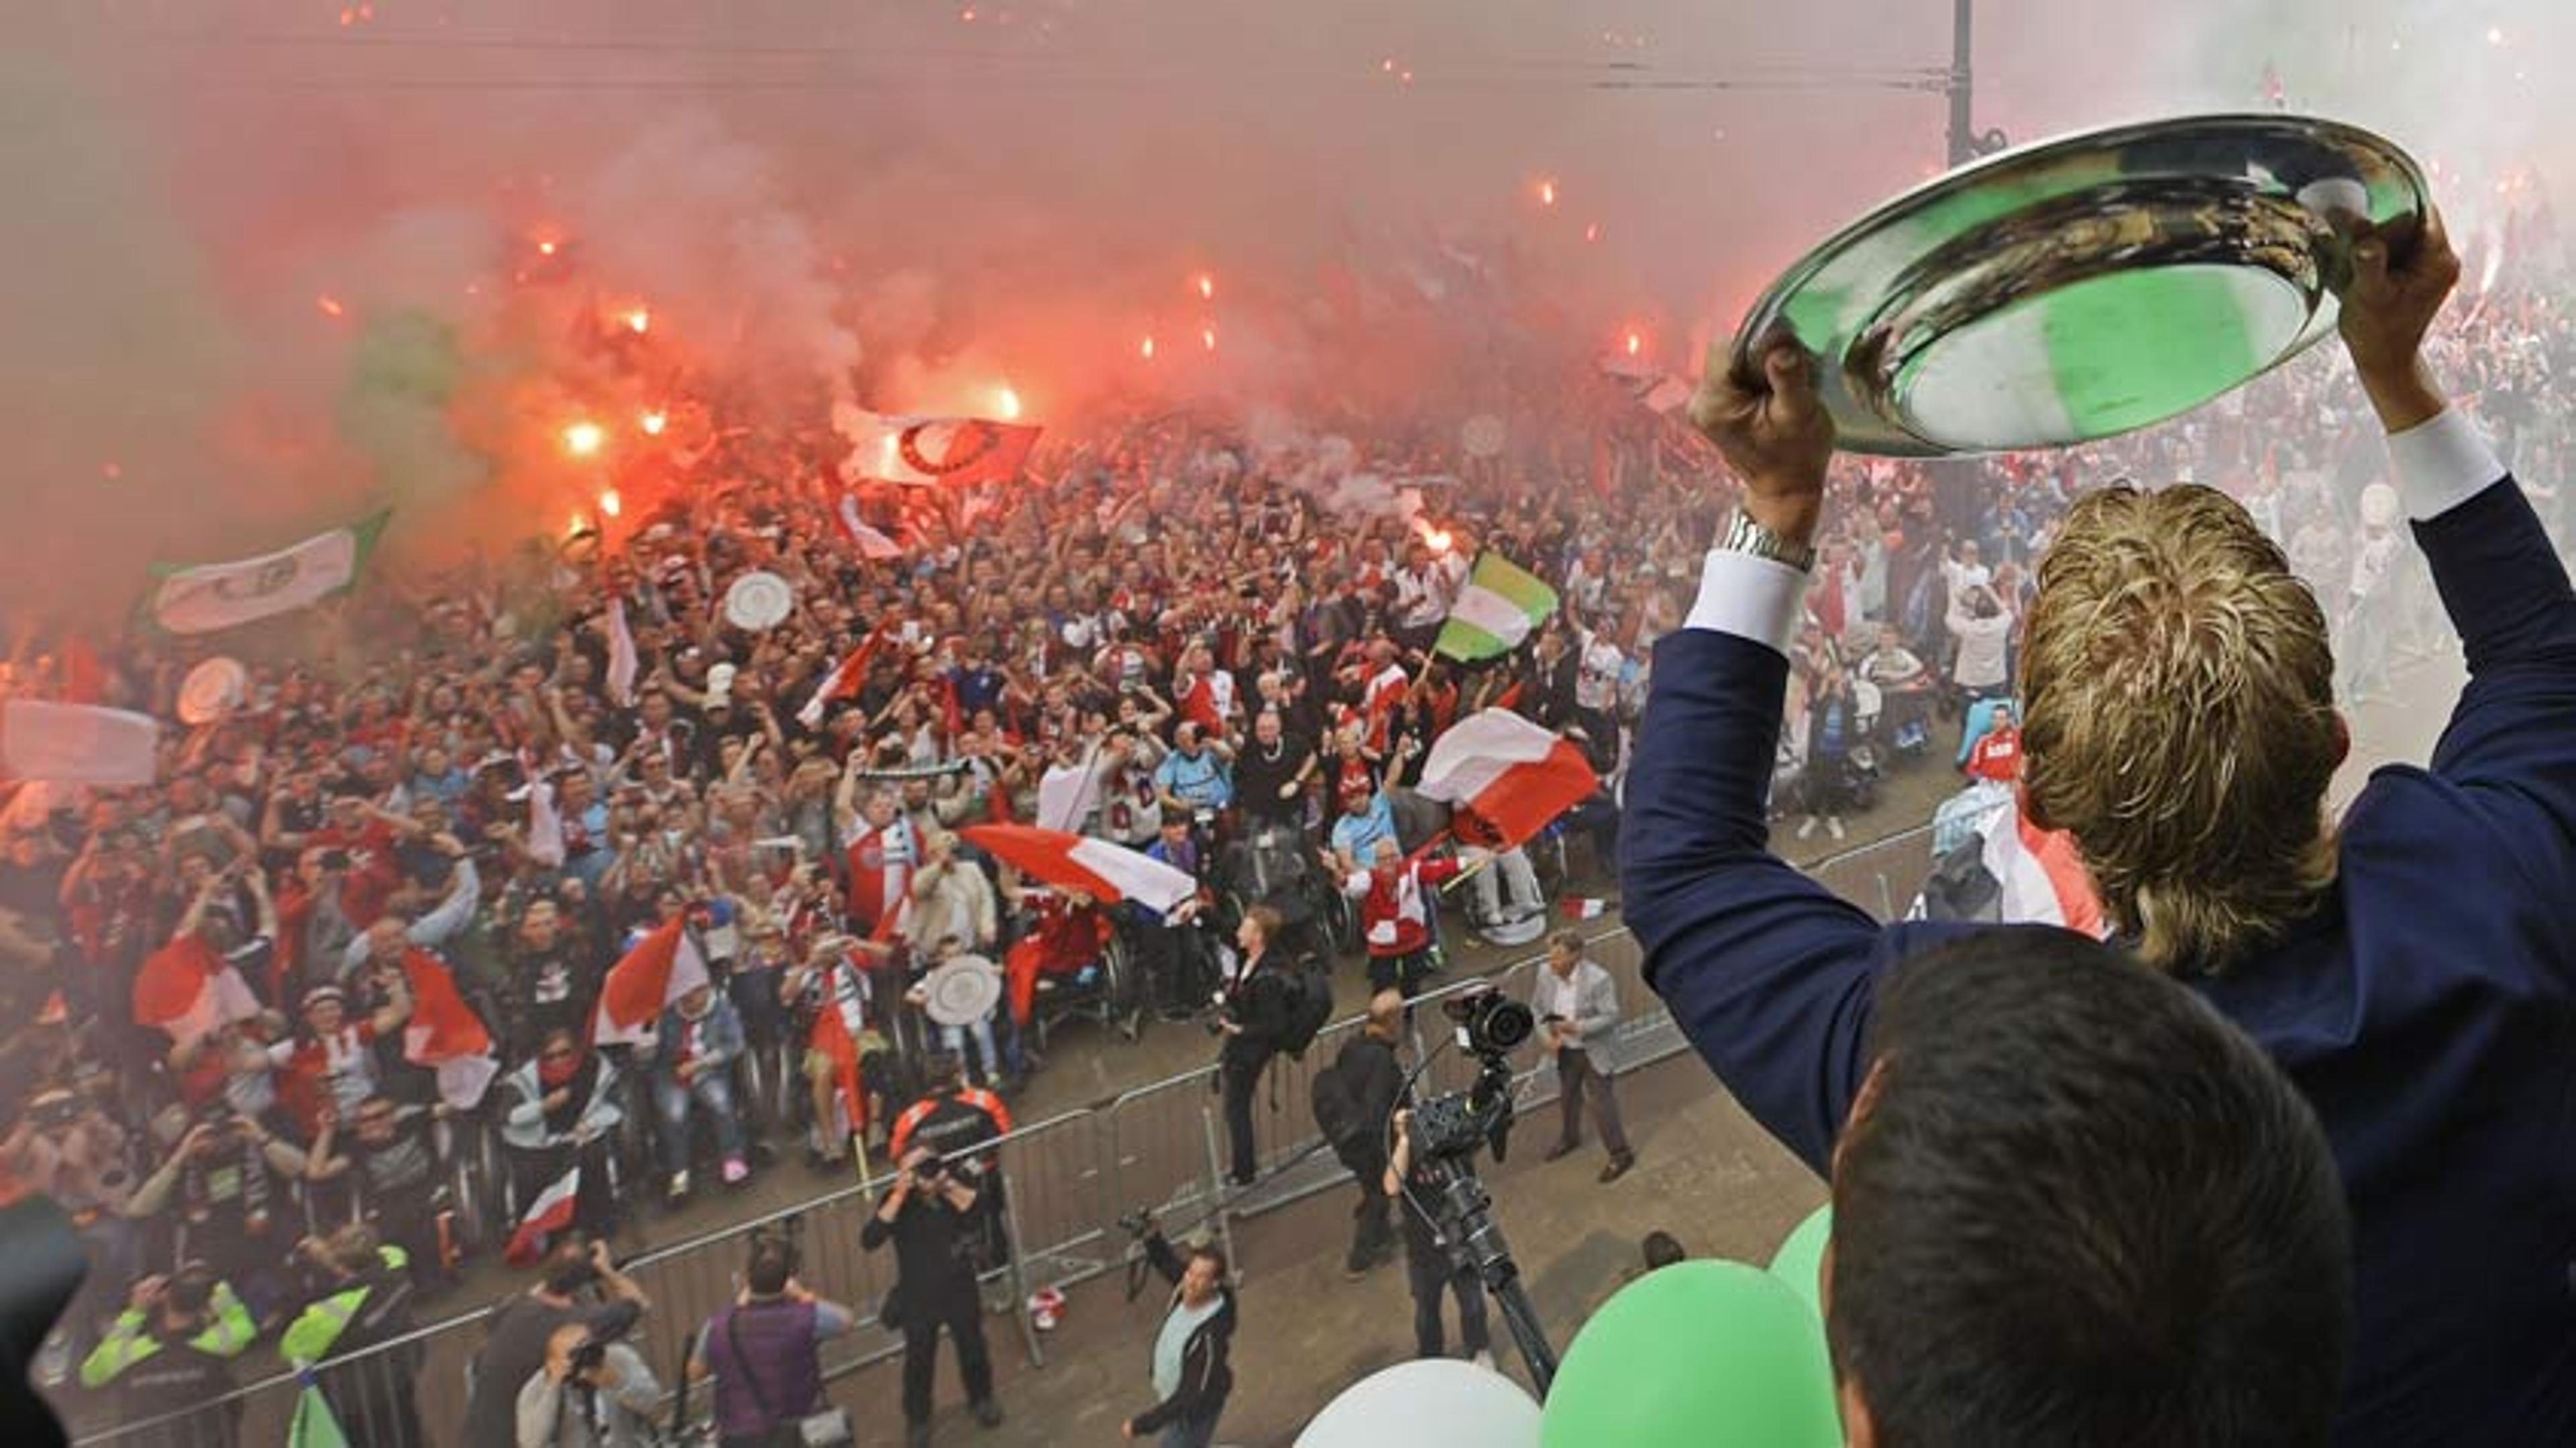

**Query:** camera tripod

left=1418, top=1153, right=1558, bottom=1394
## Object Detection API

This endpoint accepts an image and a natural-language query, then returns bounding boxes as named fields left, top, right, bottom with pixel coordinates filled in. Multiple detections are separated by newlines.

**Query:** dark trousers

left=1366, top=948, right=1434, bottom=999
left=1556, top=1048, right=1631, bottom=1158
left=1349, top=1157, right=1394, bottom=1267
left=1220, top=1049, right=1272, bottom=1184
left=900, top=1290, right=994, bottom=1426
left=1157, top=1407, right=1223, bottom=1448
left=1404, top=1232, right=1489, bottom=1358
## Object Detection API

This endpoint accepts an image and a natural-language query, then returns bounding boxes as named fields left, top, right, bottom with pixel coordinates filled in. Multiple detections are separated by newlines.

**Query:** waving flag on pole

left=1435, top=554, right=1560, bottom=661
left=1413, top=708, right=1599, bottom=849
left=0, top=701, right=160, bottom=785
left=395, top=951, right=498, bottom=1110
left=836, top=493, right=907, bottom=560
left=833, top=404, right=1041, bottom=489
left=504, top=1164, right=582, bottom=1266
left=957, top=824, right=1195, bottom=915
left=131, top=936, right=264, bottom=1049
left=593, top=916, right=709, bottom=1045
left=797, top=625, right=888, bottom=728
left=148, top=511, right=389, bottom=635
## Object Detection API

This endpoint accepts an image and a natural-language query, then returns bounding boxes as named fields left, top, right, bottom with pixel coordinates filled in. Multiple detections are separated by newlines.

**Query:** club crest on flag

left=834, top=404, right=1041, bottom=489
left=148, top=512, right=390, bottom=635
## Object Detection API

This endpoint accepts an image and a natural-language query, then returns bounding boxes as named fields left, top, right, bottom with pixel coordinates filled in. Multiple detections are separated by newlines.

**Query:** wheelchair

left=1027, top=922, right=1144, bottom=1047
left=1222, top=821, right=1350, bottom=963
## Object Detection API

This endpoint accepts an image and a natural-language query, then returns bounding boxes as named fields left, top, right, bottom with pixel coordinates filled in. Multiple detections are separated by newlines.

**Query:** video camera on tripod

left=1409, top=987, right=1537, bottom=1165
left=1401, top=984, right=1561, bottom=1392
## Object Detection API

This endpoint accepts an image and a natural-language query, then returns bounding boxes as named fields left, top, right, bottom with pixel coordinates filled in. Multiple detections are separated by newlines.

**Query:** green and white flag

left=287, top=1372, right=350, bottom=1448
left=1436, top=552, right=1559, bottom=661
left=148, top=511, right=389, bottom=636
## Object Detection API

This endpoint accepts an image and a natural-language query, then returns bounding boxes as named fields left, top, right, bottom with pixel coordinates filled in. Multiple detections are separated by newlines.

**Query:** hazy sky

left=4, top=0, right=2563, bottom=614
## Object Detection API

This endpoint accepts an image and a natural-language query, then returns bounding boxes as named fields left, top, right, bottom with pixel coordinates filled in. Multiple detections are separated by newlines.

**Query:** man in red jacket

left=1964, top=703, right=2023, bottom=784
left=1340, top=838, right=1488, bottom=998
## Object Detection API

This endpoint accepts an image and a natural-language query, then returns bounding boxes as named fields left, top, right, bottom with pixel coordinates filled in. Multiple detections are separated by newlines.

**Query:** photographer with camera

left=1212, top=906, right=1290, bottom=1188
left=1383, top=1107, right=1492, bottom=1368
left=863, top=1143, right=1002, bottom=1447
left=515, top=1321, right=663, bottom=1448
left=1117, top=1218, right=1236, bottom=1448
left=123, top=1108, right=313, bottom=1325
left=686, top=1230, right=857, bottom=1448
left=5, top=1085, right=140, bottom=1326
left=887, top=1053, right=1013, bottom=1271
left=461, top=1235, right=651, bottom=1448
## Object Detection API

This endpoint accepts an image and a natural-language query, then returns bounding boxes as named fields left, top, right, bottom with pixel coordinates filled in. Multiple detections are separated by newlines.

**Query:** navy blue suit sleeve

left=2416, top=475, right=2576, bottom=984
left=1622, top=627, right=1969, bottom=1174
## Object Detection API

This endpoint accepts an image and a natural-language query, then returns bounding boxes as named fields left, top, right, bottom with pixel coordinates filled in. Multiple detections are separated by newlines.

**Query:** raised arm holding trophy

left=1632, top=108, right=2576, bottom=1446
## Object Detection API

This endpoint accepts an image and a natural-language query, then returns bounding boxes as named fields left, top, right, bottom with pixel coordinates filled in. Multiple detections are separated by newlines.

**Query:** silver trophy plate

left=1733, top=113, right=2429, bottom=456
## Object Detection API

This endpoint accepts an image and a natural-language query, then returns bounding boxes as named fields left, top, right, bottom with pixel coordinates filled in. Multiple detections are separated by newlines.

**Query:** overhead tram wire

left=131, top=62, right=1953, bottom=98
left=108, top=28, right=1949, bottom=94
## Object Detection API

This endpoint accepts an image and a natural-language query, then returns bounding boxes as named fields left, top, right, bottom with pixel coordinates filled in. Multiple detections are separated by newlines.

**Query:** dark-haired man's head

left=745, top=1235, right=798, bottom=1297
left=539, top=1236, right=600, bottom=1298
left=1827, top=928, right=2351, bottom=1448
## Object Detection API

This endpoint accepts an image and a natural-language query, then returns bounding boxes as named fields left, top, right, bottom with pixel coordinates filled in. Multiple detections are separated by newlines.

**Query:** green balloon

left=1543, top=1260, right=1841, bottom=1448
left=1768, top=1204, right=1833, bottom=1321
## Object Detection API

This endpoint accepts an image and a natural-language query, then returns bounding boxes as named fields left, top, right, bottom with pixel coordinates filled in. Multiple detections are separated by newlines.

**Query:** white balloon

left=1298, top=1359, right=1542, bottom=1448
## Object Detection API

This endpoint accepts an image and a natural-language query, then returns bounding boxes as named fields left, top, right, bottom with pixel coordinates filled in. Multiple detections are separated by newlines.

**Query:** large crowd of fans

left=5, top=270, right=2568, bottom=1442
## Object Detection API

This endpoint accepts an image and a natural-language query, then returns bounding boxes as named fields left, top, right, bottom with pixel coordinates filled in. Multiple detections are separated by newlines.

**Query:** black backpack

left=1275, top=953, right=1334, bottom=1059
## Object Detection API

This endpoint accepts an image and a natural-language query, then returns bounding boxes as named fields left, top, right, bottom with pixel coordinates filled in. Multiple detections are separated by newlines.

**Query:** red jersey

left=1350, top=855, right=1463, bottom=959
left=843, top=819, right=920, bottom=938
left=1968, top=725, right=2024, bottom=783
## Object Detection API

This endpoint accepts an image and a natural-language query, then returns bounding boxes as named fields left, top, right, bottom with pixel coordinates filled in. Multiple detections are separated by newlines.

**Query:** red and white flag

left=396, top=950, right=498, bottom=1109
left=835, top=493, right=906, bottom=561
left=604, top=599, right=639, bottom=709
left=834, top=405, right=1040, bottom=490
left=1413, top=709, right=1599, bottom=849
left=1, top=700, right=160, bottom=786
left=131, top=936, right=264, bottom=1050
left=1986, top=811, right=2106, bottom=937
left=504, top=1164, right=582, bottom=1266
left=796, top=626, right=887, bottom=728
left=593, top=916, right=709, bottom=1045
left=958, top=824, right=1195, bottom=917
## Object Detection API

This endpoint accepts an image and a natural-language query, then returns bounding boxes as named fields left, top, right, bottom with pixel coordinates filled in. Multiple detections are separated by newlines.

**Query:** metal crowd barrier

left=61, top=822, right=1939, bottom=1446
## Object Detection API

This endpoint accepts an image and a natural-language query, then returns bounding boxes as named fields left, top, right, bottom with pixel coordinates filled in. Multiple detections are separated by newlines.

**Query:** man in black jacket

left=862, top=1143, right=1002, bottom=1447
left=1320, top=991, right=1405, bottom=1277
left=1213, top=907, right=1291, bottom=1188
left=1120, top=1227, right=1235, bottom=1448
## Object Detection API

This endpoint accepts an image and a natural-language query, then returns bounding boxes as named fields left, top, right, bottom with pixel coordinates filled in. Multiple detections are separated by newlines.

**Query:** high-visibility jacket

left=280, top=1245, right=412, bottom=1365
left=79, top=1281, right=254, bottom=1388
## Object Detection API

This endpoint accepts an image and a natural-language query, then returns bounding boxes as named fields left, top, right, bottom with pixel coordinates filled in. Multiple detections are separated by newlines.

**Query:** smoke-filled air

left=5, top=0, right=2567, bottom=618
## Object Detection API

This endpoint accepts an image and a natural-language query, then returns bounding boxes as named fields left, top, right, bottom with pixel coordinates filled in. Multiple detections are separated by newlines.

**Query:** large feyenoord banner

left=833, top=405, right=1040, bottom=489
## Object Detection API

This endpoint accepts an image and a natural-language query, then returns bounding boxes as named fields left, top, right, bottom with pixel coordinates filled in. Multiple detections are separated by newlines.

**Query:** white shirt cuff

left=2387, top=408, right=2505, bottom=521
left=1683, top=548, right=1809, bottom=656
